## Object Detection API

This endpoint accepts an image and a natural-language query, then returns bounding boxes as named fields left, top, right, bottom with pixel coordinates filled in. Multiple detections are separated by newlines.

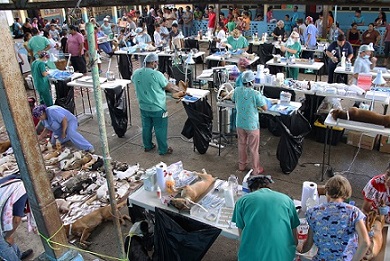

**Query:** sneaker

left=21, top=249, right=33, bottom=260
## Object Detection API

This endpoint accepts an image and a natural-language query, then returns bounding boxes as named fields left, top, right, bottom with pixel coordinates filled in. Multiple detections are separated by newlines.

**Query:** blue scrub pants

left=140, top=109, right=168, bottom=155
left=52, top=119, right=93, bottom=151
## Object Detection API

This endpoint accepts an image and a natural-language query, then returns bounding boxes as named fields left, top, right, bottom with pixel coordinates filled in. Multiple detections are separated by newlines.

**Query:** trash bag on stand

left=181, top=99, right=213, bottom=154
left=276, top=111, right=312, bottom=174
left=104, top=86, right=128, bottom=137
left=54, top=78, right=75, bottom=114
left=153, top=208, right=221, bottom=261
left=118, top=54, right=133, bottom=79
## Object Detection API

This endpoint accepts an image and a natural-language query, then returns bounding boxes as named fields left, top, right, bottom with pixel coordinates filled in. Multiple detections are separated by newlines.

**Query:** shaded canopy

left=1, top=0, right=390, bottom=10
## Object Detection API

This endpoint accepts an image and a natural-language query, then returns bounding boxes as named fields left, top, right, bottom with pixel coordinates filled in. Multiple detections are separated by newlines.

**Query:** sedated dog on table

left=331, top=107, right=390, bottom=128
left=63, top=200, right=131, bottom=248
left=170, top=169, right=216, bottom=210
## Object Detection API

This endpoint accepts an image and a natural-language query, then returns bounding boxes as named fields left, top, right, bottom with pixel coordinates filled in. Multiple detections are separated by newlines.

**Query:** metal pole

left=334, top=5, right=337, bottom=25
left=0, top=11, right=77, bottom=260
left=85, top=22, right=126, bottom=260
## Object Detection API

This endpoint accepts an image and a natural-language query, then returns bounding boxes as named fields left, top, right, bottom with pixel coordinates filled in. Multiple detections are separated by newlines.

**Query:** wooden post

left=0, top=11, right=77, bottom=260
left=322, top=5, right=331, bottom=39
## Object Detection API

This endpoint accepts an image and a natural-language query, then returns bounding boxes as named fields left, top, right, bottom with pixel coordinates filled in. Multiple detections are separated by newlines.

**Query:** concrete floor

left=5, top=52, right=390, bottom=260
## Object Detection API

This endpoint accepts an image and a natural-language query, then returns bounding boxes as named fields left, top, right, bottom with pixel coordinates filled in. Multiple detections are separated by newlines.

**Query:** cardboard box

left=347, top=131, right=378, bottom=150
left=380, top=135, right=390, bottom=153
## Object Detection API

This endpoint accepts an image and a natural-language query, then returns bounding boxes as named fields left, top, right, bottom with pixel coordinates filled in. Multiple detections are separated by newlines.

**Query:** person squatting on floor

left=33, top=105, right=94, bottom=152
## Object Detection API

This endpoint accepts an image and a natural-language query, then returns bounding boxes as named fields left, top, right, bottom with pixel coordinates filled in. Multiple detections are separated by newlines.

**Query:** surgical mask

left=153, top=64, right=158, bottom=70
left=364, top=55, right=370, bottom=59
left=233, top=37, right=239, bottom=41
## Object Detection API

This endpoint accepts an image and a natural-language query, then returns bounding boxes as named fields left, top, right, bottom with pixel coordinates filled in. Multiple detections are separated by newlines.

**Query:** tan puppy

left=170, top=169, right=216, bottom=210
left=331, top=108, right=390, bottom=127
left=362, top=211, right=385, bottom=260
left=0, top=140, right=11, bottom=154
left=63, top=200, right=131, bottom=248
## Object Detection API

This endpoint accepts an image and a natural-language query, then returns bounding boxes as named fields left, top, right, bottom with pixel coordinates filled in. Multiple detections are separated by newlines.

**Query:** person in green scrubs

left=31, top=52, right=53, bottom=106
left=232, top=175, right=300, bottom=261
left=280, top=31, right=302, bottom=80
left=131, top=53, right=179, bottom=155
left=225, top=29, right=249, bottom=52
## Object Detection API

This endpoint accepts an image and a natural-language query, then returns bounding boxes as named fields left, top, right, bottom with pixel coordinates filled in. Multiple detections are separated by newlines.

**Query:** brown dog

left=63, top=200, right=131, bottom=248
left=331, top=107, right=390, bottom=127
left=0, top=140, right=11, bottom=154
left=170, top=169, right=216, bottom=210
left=362, top=211, right=385, bottom=260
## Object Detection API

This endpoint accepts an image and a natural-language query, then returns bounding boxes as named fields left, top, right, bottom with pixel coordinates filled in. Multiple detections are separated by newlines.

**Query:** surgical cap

left=242, top=70, right=255, bottom=84
left=135, top=27, right=143, bottom=34
left=32, top=104, right=47, bottom=118
left=144, top=53, right=159, bottom=65
left=359, top=44, right=374, bottom=53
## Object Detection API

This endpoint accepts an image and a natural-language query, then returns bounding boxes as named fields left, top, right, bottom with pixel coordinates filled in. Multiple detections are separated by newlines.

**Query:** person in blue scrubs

left=33, top=105, right=94, bottom=152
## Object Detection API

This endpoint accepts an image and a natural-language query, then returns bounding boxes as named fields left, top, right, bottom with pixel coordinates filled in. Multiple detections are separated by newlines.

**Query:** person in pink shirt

left=207, top=6, right=217, bottom=36
left=65, top=25, right=86, bottom=73
left=384, top=23, right=390, bottom=66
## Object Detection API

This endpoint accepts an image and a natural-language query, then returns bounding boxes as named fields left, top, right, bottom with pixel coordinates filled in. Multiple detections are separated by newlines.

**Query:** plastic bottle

left=255, top=69, right=262, bottom=84
left=228, top=174, right=238, bottom=195
left=341, top=52, right=346, bottom=68
left=165, top=173, right=176, bottom=194
left=297, top=218, right=309, bottom=252
left=224, top=185, right=235, bottom=208
left=46, top=139, right=53, bottom=151
left=156, top=185, right=161, bottom=199
left=252, top=34, right=255, bottom=42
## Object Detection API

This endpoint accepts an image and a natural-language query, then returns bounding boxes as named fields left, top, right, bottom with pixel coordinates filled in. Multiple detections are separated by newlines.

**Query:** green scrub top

left=28, top=35, right=50, bottom=58
left=226, top=36, right=249, bottom=51
left=131, top=67, right=169, bottom=112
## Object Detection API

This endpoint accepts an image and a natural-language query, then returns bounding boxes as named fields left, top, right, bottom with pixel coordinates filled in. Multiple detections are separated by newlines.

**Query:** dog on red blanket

left=331, top=107, right=390, bottom=128
left=63, top=200, right=131, bottom=248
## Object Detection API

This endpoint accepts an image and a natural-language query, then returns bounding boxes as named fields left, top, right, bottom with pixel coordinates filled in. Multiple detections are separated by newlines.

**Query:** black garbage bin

left=153, top=208, right=221, bottom=261
left=276, top=111, right=312, bottom=174
left=104, top=86, right=128, bottom=137
left=54, top=78, right=75, bottom=114
left=181, top=98, right=213, bottom=154
left=118, top=53, right=133, bottom=80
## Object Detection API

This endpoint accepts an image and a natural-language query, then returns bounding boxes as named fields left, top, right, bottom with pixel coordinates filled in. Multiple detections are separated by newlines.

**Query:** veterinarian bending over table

left=232, top=175, right=300, bottom=261
left=33, top=104, right=94, bottom=152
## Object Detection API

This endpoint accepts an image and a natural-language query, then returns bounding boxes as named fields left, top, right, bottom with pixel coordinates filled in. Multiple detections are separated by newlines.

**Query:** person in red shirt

left=362, top=163, right=390, bottom=223
left=207, top=6, right=217, bottom=36
left=219, top=12, right=228, bottom=26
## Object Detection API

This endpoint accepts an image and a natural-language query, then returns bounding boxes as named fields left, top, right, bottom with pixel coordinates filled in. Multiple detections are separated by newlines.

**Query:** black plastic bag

left=104, top=86, right=128, bottom=137
left=118, top=54, right=133, bottom=80
left=153, top=208, right=221, bottom=261
left=181, top=99, right=213, bottom=154
left=276, top=111, right=312, bottom=174
left=54, top=79, right=75, bottom=114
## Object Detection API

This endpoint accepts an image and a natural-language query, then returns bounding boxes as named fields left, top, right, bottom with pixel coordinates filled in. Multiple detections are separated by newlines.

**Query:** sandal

left=144, top=143, right=156, bottom=152
left=160, top=147, right=173, bottom=155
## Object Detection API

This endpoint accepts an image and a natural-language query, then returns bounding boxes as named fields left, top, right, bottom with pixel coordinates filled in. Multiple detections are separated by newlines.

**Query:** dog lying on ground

left=170, top=169, right=216, bottom=210
left=331, top=107, right=390, bottom=127
left=63, top=200, right=131, bottom=248
left=362, top=211, right=385, bottom=260
left=124, top=220, right=154, bottom=261
left=0, top=140, right=11, bottom=154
